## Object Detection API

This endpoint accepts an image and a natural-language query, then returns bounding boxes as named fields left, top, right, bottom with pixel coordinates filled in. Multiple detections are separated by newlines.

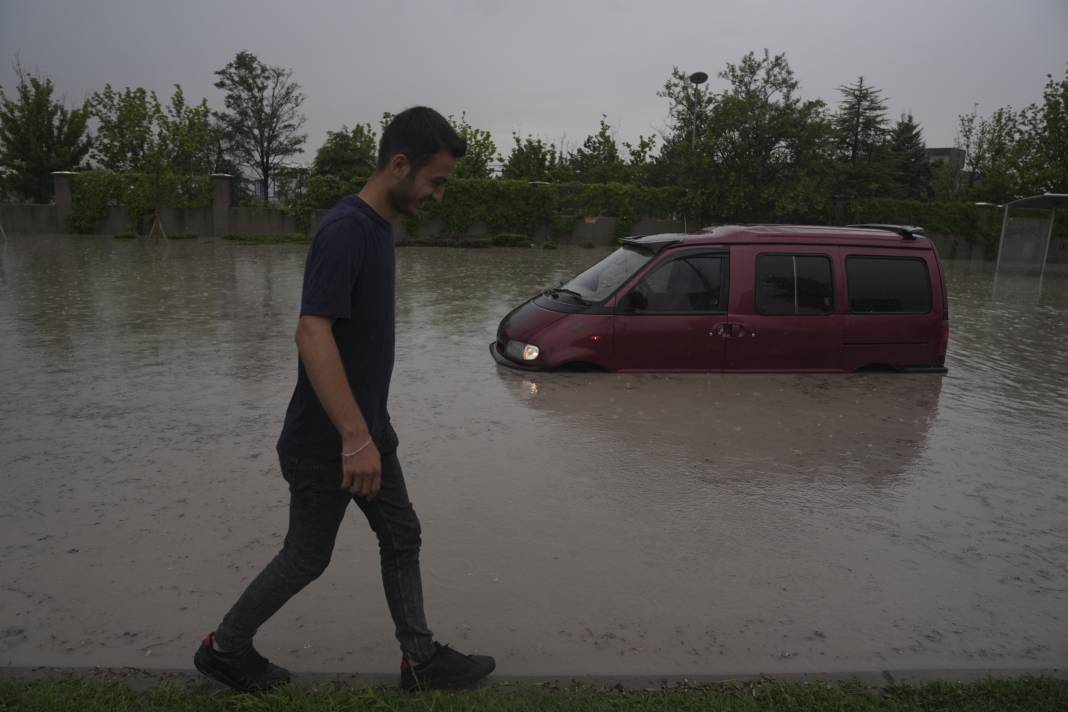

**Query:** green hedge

left=72, top=171, right=1024, bottom=249
left=847, top=198, right=1001, bottom=245
left=296, top=177, right=683, bottom=239
left=68, top=172, right=211, bottom=234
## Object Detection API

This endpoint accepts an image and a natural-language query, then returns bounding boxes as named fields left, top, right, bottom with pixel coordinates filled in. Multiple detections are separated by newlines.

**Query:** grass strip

left=2, top=677, right=1066, bottom=712
left=223, top=233, right=310, bottom=244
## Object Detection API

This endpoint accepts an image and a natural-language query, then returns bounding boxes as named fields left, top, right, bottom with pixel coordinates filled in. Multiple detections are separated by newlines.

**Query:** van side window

left=846, top=257, right=931, bottom=313
left=756, top=255, right=834, bottom=315
left=633, top=255, right=726, bottom=313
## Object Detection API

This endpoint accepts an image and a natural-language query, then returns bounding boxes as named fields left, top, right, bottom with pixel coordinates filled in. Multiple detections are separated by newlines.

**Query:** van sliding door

left=724, top=246, right=844, bottom=372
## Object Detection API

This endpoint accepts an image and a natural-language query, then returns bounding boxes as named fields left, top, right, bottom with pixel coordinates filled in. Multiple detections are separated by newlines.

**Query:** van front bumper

left=489, top=342, right=550, bottom=371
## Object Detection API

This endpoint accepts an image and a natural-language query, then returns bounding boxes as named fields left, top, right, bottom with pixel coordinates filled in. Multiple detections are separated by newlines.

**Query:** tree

left=501, top=133, right=560, bottom=181
left=623, top=134, right=658, bottom=185
left=887, top=113, right=931, bottom=199
left=956, top=104, right=1023, bottom=201
left=1018, top=63, right=1068, bottom=193
left=312, top=123, right=377, bottom=180
left=89, top=84, right=163, bottom=172
left=214, top=51, right=306, bottom=200
left=567, top=117, right=626, bottom=183
left=657, top=50, right=833, bottom=222
left=448, top=113, right=496, bottom=179
left=89, top=83, right=215, bottom=175
left=158, top=85, right=217, bottom=175
left=832, top=76, right=894, bottom=198
left=0, top=63, right=91, bottom=202
left=834, top=77, right=889, bottom=163
left=657, top=66, right=715, bottom=155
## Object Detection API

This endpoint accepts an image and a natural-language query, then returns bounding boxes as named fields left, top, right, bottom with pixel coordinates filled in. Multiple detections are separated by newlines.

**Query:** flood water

left=1, top=234, right=1066, bottom=677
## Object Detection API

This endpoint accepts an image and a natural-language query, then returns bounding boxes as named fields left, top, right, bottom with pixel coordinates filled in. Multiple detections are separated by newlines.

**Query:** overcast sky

left=2, top=0, right=1066, bottom=164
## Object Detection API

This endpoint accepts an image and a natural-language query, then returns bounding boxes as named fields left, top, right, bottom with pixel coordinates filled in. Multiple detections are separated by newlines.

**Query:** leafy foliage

left=566, top=116, right=628, bottom=183
left=658, top=50, right=834, bottom=222
left=67, top=171, right=210, bottom=233
left=89, top=84, right=163, bottom=172
left=449, top=112, right=496, bottom=179
left=312, top=123, right=377, bottom=180
left=501, top=133, right=562, bottom=182
left=0, top=63, right=91, bottom=202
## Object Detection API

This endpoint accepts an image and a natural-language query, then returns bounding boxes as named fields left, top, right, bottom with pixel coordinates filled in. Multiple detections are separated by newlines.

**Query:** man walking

left=194, top=107, right=495, bottom=692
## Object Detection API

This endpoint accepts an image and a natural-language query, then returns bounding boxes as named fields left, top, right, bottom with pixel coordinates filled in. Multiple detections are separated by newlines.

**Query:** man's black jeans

left=213, top=425, right=435, bottom=662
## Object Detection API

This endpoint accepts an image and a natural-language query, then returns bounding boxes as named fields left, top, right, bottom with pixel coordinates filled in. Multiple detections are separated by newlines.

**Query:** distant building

left=926, top=147, right=966, bottom=171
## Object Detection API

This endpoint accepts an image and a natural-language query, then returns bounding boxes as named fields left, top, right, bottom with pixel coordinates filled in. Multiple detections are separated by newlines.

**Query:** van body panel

left=839, top=249, right=944, bottom=370
left=492, top=226, right=949, bottom=374
left=531, top=313, right=615, bottom=369
left=612, top=313, right=726, bottom=372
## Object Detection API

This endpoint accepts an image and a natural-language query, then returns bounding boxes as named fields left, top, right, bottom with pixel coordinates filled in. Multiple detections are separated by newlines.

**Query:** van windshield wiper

left=544, top=287, right=590, bottom=305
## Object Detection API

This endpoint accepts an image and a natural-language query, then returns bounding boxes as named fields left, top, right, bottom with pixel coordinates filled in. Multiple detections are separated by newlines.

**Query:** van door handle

left=711, top=323, right=730, bottom=338
left=732, top=323, right=757, bottom=338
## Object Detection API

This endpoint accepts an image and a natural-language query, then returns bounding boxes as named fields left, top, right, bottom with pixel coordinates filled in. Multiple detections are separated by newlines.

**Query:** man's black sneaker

left=193, top=632, right=291, bottom=693
left=400, top=642, right=496, bottom=691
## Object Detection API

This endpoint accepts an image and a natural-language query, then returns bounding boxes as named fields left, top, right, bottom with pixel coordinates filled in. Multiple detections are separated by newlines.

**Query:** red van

left=490, top=224, right=949, bottom=373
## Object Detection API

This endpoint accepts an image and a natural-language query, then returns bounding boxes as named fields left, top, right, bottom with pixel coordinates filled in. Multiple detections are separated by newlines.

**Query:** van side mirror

left=620, top=290, right=648, bottom=312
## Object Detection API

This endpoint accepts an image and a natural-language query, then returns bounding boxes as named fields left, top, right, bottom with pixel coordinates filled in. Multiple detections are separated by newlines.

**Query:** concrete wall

left=632, top=217, right=685, bottom=236
left=228, top=206, right=299, bottom=235
left=0, top=204, right=60, bottom=233
left=98, top=207, right=131, bottom=235
left=157, top=207, right=212, bottom=236
left=568, top=217, right=618, bottom=246
left=927, top=234, right=993, bottom=262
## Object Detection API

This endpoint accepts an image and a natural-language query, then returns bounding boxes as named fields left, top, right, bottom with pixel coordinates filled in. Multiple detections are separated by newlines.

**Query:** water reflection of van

left=490, top=225, right=949, bottom=373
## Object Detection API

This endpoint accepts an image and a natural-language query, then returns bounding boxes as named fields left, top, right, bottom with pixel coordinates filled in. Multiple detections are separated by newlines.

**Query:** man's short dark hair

left=377, top=107, right=467, bottom=172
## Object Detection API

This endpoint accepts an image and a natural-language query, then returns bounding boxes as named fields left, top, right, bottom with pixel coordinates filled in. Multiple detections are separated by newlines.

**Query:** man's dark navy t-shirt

left=277, top=195, right=395, bottom=462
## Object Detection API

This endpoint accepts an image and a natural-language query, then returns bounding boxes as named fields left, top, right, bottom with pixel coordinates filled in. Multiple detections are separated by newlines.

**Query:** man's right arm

left=295, top=314, right=381, bottom=498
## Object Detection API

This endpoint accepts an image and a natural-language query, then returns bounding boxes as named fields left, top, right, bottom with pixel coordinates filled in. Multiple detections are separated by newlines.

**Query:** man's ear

left=387, top=153, right=412, bottom=181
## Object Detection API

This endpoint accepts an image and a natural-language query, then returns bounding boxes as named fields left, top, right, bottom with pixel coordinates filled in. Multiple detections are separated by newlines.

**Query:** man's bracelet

left=341, top=436, right=373, bottom=459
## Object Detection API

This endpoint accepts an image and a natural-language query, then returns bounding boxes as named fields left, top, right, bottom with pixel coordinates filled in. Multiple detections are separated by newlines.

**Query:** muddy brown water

left=1, top=235, right=1066, bottom=677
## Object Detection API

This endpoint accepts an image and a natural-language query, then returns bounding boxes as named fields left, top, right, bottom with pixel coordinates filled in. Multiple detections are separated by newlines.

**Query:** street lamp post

left=683, top=71, right=708, bottom=234
left=688, top=71, right=708, bottom=151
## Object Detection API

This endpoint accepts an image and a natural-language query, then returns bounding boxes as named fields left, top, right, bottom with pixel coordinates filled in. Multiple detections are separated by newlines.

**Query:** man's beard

left=387, top=178, right=420, bottom=217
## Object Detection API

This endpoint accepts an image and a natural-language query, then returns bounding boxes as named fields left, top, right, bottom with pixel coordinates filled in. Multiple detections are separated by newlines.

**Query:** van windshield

left=560, top=246, right=653, bottom=302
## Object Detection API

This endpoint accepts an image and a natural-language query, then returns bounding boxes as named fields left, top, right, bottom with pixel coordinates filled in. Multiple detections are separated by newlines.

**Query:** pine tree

left=834, top=76, right=889, bottom=162
left=833, top=76, right=894, bottom=197
left=888, top=113, right=931, bottom=199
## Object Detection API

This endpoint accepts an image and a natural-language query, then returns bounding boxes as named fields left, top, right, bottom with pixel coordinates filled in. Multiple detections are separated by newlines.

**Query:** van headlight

left=506, top=340, right=540, bottom=361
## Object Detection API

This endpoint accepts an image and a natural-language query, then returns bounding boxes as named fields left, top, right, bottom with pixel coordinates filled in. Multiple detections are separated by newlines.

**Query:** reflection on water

left=1, top=235, right=1066, bottom=674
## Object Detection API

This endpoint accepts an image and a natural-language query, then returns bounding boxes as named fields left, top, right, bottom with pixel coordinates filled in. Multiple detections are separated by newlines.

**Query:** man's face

left=387, top=151, right=457, bottom=217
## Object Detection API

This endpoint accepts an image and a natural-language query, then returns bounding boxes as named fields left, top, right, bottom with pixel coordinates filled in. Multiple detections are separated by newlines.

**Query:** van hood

left=497, top=298, right=570, bottom=343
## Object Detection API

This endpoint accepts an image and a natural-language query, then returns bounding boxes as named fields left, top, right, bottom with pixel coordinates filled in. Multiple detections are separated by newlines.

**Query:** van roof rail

left=619, top=235, right=683, bottom=254
left=846, top=223, right=926, bottom=239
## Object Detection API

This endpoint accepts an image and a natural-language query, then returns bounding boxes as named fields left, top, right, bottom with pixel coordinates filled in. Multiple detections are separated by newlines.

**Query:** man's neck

left=357, top=176, right=396, bottom=223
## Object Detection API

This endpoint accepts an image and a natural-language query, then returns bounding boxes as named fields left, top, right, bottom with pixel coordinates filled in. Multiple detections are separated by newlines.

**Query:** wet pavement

left=0, top=235, right=1066, bottom=677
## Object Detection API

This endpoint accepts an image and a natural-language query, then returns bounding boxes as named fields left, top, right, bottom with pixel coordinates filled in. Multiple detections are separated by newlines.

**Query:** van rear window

left=846, top=257, right=931, bottom=313
left=756, top=255, right=834, bottom=315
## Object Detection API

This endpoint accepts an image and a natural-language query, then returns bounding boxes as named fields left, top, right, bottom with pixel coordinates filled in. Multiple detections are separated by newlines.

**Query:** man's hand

left=341, top=439, right=381, bottom=498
